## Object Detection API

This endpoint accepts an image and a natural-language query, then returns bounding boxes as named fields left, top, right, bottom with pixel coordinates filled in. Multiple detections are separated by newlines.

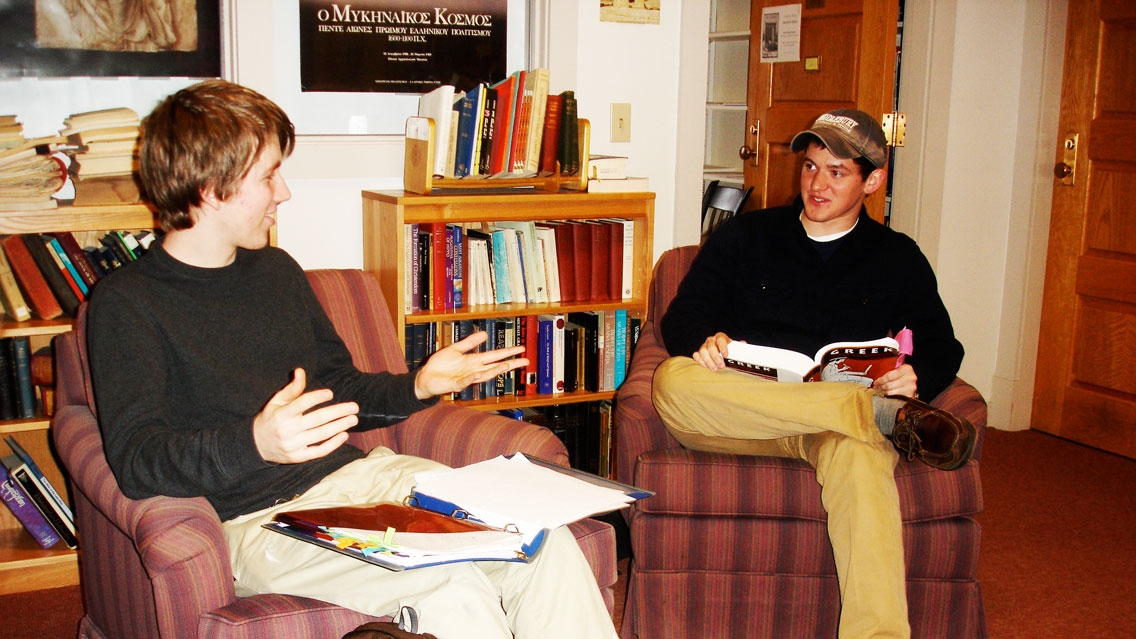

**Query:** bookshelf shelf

left=362, top=189, right=654, bottom=413
left=0, top=202, right=155, bottom=595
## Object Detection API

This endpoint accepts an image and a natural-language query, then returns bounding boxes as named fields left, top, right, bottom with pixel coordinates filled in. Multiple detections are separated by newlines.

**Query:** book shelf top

left=0, top=203, right=155, bottom=234
left=363, top=189, right=655, bottom=225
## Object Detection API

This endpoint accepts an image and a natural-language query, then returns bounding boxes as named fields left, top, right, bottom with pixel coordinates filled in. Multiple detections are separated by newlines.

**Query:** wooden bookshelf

left=0, top=202, right=155, bottom=595
left=362, top=189, right=654, bottom=411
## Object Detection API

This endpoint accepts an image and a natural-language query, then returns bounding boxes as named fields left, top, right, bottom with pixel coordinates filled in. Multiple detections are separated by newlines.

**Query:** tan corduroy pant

left=652, top=356, right=910, bottom=639
left=222, top=447, right=617, bottom=639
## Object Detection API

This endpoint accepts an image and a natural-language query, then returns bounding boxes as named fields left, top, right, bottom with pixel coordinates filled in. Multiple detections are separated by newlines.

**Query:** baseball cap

left=789, top=109, right=888, bottom=169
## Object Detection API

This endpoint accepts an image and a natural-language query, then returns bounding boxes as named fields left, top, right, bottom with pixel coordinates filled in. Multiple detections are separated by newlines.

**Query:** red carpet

left=976, top=428, right=1136, bottom=638
left=2, top=428, right=1133, bottom=638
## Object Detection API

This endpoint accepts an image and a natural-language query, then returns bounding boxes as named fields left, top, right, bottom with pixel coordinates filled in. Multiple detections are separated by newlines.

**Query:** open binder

left=263, top=454, right=652, bottom=571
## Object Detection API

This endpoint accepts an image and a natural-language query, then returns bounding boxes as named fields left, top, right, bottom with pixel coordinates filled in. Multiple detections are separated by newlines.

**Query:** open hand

left=253, top=368, right=359, bottom=463
left=415, top=330, right=528, bottom=398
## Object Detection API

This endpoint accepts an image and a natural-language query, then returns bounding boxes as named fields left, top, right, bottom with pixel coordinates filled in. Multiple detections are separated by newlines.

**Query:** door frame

left=886, top=0, right=1067, bottom=430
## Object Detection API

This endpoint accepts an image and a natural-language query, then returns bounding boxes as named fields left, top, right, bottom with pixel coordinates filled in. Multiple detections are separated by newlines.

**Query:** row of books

left=405, top=218, right=635, bottom=314
left=59, top=107, right=141, bottom=179
left=417, top=68, right=581, bottom=179
left=0, top=230, right=155, bottom=322
left=497, top=401, right=615, bottom=479
left=405, top=309, right=642, bottom=401
left=1, top=436, right=78, bottom=550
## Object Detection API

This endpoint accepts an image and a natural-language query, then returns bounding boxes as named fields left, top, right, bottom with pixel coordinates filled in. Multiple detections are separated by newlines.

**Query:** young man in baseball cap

left=652, top=108, right=975, bottom=638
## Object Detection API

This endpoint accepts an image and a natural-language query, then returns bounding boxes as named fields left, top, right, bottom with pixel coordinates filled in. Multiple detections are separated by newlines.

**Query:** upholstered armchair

left=615, top=246, right=988, bottom=638
left=52, top=268, right=616, bottom=639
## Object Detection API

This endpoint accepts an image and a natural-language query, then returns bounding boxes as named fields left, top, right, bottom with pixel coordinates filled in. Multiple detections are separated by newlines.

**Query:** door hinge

left=881, top=112, right=906, bottom=147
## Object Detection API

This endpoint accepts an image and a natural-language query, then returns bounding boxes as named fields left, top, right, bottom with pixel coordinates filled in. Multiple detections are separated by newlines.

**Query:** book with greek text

left=723, top=335, right=905, bottom=385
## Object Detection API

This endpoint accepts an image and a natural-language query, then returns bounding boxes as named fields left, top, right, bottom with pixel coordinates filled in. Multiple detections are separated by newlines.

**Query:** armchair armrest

left=385, top=402, right=571, bottom=468
left=53, top=404, right=239, bottom=613
left=614, top=328, right=679, bottom=485
left=929, top=377, right=988, bottom=460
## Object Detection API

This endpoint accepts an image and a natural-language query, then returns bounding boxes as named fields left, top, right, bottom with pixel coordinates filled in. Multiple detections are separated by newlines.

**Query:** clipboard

left=262, top=500, right=537, bottom=572
left=262, top=455, right=652, bottom=572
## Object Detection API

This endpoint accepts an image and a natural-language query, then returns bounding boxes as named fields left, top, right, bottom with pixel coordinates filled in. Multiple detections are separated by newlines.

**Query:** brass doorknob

left=1054, top=162, right=1072, bottom=179
left=739, top=145, right=755, bottom=160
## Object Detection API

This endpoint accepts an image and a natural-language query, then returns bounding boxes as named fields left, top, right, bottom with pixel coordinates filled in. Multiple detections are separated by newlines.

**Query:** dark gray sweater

left=87, top=244, right=430, bottom=521
left=661, top=203, right=964, bottom=400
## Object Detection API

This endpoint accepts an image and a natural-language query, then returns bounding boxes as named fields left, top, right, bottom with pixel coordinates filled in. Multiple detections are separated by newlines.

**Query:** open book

left=724, top=331, right=910, bottom=386
left=263, top=453, right=651, bottom=571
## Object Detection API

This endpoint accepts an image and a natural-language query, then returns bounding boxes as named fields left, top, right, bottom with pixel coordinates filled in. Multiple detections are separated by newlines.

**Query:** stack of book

left=1, top=436, right=77, bottom=549
left=585, top=154, right=649, bottom=193
left=60, top=107, right=141, bottom=181
left=416, top=68, right=581, bottom=180
left=0, top=117, right=68, bottom=212
left=0, top=229, right=156, bottom=322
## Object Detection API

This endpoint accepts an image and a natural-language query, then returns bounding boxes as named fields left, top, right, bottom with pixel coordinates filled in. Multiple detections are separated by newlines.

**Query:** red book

left=539, top=93, right=563, bottom=175
left=1, top=236, right=63, bottom=320
left=507, top=70, right=528, bottom=173
left=606, top=221, right=623, bottom=301
left=588, top=221, right=610, bottom=302
left=571, top=222, right=592, bottom=302
left=516, top=314, right=540, bottom=396
left=430, top=222, right=450, bottom=311
left=51, top=232, right=100, bottom=289
left=488, top=74, right=517, bottom=175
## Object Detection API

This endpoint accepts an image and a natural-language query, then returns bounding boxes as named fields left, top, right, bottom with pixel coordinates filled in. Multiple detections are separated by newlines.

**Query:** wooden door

left=744, top=0, right=898, bottom=223
left=1032, top=0, right=1136, bottom=458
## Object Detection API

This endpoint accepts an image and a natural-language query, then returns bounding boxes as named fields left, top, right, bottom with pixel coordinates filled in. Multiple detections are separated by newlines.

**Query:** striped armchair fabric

left=52, top=269, right=616, bottom=639
left=615, top=246, right=988, bottom=639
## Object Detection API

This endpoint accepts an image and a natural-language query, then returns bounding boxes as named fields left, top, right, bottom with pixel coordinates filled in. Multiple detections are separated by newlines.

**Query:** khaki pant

left=223, top=447, right=617, bottom=639
left=652, top=357, right=910, bottom=639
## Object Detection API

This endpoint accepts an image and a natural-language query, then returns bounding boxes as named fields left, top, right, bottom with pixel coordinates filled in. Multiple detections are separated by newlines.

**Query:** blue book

left=490, top=230, right=513, bottom=303
left=453, top=90, right=478, bottom=177
left=536, top=316, right=554, bottom=394
left=1, top=465, right=62, bottom=549
left=613, top=309, right=628, bottom=389
left=48, top=237, right=88, bottom=297
left=10, top=337, right=35, bottom=419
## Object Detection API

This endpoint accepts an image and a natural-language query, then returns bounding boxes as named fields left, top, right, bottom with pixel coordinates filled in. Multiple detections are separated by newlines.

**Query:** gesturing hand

left=253, top=368, right=360, bottom=464
left=415, top=330, right=528, bottom=399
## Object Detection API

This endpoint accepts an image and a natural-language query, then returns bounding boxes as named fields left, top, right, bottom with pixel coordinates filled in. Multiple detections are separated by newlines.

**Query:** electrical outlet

left=610, top=103, right=631, bottom=142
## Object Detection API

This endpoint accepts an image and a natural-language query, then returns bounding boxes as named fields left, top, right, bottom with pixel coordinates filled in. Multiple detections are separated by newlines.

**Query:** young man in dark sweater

left=86, top=80, right=618, bottom=639
left=652, top=109, right=976, bottom=639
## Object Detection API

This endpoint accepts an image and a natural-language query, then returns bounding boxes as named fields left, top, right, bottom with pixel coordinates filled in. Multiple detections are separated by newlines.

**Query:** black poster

left=299, top=0, right=508, bottom=94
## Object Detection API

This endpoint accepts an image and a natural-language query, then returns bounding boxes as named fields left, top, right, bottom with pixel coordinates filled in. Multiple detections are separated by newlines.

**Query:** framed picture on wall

left=0, top=0, right=222, bottom=78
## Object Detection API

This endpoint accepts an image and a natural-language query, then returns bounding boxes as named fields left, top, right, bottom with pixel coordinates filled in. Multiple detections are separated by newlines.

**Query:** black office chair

left=700, top=180, right=753, bottom=242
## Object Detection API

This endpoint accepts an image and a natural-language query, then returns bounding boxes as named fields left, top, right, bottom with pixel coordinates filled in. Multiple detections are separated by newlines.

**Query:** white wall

left=890, top=0, right=1066, bottom=429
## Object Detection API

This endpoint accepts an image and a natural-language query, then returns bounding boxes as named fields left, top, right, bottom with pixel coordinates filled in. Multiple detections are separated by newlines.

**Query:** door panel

left=1033, top=0, right=1136, bottom=458
left=745, top=0, right=898, bottom=222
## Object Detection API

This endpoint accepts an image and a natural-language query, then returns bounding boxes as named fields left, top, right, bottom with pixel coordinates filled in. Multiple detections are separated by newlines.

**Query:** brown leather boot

left=887, top=395, right=977, bottom=470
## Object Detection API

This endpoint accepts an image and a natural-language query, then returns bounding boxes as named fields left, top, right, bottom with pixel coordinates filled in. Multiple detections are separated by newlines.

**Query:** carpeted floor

left=3, top=428, right=1134, bottom=638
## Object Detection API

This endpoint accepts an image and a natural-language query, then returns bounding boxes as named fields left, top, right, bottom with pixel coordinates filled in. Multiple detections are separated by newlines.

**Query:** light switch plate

left=610, top=103, right=631, bottom=142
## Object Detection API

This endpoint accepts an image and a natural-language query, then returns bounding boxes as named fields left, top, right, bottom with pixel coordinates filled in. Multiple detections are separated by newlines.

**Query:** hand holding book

left=724, top=335, right=904, bottom=386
